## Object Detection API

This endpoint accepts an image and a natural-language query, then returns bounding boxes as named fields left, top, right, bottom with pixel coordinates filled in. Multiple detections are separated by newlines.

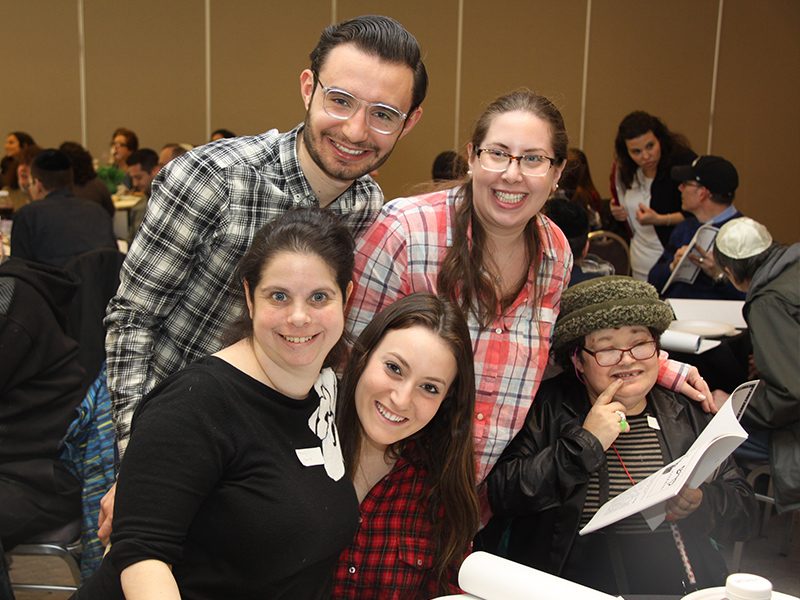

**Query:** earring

left=555, top=183, right=559, bottom=189
left=467, top=170, right=472, bottom=176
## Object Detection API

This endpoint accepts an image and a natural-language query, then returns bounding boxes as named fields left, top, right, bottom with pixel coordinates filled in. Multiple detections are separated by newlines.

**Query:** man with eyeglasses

left=647, top=155, right=744, bottom=300
left=104, top=15, right=426, bottom=474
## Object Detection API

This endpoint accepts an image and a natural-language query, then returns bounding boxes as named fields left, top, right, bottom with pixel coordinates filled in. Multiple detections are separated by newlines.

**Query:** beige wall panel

left=460, top=0, right=587, bottom=161
left=582, top=1, right=719, bottom=196
left=209, top=2, right=332, bottom=139
left=712, top=0, right=800, bottom=243
left=336, top=1, right=461, bottom=200
left=0, top=1, right=82, bottom=149
left=83, top=0, right=206, bottom=162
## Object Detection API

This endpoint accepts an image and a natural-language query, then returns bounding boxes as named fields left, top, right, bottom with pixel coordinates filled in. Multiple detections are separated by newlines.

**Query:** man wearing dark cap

left=10, top=149, right=117, bottom=269
left=648, top=155, right=745, bottom=300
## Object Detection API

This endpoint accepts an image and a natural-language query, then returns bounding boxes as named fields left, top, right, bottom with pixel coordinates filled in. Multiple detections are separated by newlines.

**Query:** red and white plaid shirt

left=348, top=189, right=690, bottom=490
left=348, top=189, right=571, bottom=485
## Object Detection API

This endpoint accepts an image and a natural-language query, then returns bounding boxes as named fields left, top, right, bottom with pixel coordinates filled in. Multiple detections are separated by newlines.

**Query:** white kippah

left=716, top=217, right=773, bottom=259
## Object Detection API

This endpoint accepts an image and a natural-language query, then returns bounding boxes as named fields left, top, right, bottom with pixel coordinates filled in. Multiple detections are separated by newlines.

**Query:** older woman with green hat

left=487, top=276, right=757, bottom=595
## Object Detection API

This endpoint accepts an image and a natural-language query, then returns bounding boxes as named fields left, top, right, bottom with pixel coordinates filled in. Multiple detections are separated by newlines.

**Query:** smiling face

left=467, top=110, right=564, bottom=238
left=576, top=325, right=658, bottom=415
left=625, top=131, right=661, bottom=177
left=299, top=43, right=421, bottom=182
left=245, top=250, right=348, bottom=380
left=355, top=325, right=457, bottom=454
left=128, top=163, right=155, bottom=195
left=5, top=134, right=20, bottom=157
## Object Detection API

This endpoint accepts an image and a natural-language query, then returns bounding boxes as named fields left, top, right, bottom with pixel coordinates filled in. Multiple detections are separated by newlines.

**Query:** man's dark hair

left=211, top=128, right=236, bottom=139
left=59, top=141, right=98, bottom=185
left=31, top=149, right=73, bottom=191
left=127, top=148, right=159, bottom=173
left=309, top=15, right=428, bottom=114
left=709, top=191, right=735, bottom=205
left=161, top=143, right=188, bottom=161
left=544, top=196, right=590, bottom=260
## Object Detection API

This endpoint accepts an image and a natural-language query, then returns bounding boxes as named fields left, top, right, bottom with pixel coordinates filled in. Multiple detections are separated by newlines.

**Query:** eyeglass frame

left=580, top=339, right=658, bottom=367
left=475, top=148, right=557, bottom=177
left=111, top=141, right=128, bottom=148
left=312, top=71, right=408, bottom=135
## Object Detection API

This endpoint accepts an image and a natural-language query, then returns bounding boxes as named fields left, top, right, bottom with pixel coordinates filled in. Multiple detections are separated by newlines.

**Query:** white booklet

left=580, top=380, right=760, bottom=535
left=661, top=223, right=719, bottom=294
left=431, top=551, right=623, bottom=600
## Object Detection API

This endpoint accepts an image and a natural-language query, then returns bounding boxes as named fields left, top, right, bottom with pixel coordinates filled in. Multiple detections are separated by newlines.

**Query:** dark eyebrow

left=385, top=351, right=448, bottom=386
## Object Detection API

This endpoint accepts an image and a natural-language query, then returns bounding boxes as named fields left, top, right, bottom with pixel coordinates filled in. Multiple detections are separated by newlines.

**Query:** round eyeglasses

left=581, top=339, right=658, bottom=367
left=314, top=74, right=407, bottom=135
left=476, top=148, right=556, bottom=177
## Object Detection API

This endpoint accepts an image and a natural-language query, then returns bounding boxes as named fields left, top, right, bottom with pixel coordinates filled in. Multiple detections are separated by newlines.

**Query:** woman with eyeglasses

left=610, top=111, right=696, bottom=280
left=109, top=128, right=138, bottom=191
left=347, top=90, right=713, bottom=517
left=487, top=276, right=757, bottom=595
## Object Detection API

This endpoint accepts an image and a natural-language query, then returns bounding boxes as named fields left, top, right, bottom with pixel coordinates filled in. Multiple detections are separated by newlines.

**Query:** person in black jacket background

left=0, top=258, right=84, bottom=589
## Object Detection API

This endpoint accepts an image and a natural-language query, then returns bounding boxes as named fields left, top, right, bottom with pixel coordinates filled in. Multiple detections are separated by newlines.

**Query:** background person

left=559, top=147, right=601, bottom=230
left=713, top=217, right=800, bottom=513
left=487, top=276, right=757, bottom=595
left=1, top=131, right=35, bottom=183
left=4, top=143, right=42, bottom=213
left=210, top=128, right=235, bottom=141
left=611, top=111, right=696, bottom=280
left=157, top=143, right=188, bottom=170
left=431, top=150, right=468, bottom=182
left=59, top=141, right=115, bottom=217
left=544, top=195, right=611, bottom=286
left=648, top=155, right=744, bottom=300
left=75, top=209, right=359, bottom=600
left=333, top=293, right=479, bottom=598
left=1, top=258, right=84, bottom=559
left=10, top=149, right=117, bottom=269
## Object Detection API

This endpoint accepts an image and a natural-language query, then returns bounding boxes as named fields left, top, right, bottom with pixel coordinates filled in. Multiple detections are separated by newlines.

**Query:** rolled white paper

left=661, top=329, right=702, bottom=353
left=457, top=552, right=621, bottom=600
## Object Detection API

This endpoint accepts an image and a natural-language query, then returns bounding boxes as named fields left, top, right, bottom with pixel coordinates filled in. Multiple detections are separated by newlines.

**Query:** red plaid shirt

left=332, top=458, right=462, bottom=599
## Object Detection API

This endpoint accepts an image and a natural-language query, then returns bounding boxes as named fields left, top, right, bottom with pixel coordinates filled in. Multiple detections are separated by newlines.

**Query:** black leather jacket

left=487, top=372, right=758, bottom=581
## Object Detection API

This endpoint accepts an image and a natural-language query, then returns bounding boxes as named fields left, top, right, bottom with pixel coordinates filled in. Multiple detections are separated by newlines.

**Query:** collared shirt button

left=358, top=517, right=363, bottom=523
left=417, top=559, right=423, bottom=566
left=477, top=413, right=484, bottom=420
left=348, top=566, right=356, bottom=574
left=495, top=328, right=503, bottom=334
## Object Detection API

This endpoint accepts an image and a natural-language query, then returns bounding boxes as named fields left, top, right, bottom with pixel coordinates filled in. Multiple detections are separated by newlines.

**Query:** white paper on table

left=660, top=329, right=722, bottom=354
left=666, top=298, right=747, bottom=329
left=580, top=380, right=760, bottom=535
left=437, top=552, right=622, bottom=600
left=662, top=223, right=719, bottom=294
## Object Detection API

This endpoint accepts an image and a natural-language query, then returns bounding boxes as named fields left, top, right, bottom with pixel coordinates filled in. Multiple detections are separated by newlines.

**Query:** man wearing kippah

left=713, top=217, right=800, bottom=514
left=648, top=155, right=744, bottom=300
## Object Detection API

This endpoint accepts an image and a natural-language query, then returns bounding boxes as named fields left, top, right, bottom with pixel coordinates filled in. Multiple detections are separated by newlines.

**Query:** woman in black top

left=610, top=112, right=696, bottom=280
left=74, top=209, right=360, bottom=600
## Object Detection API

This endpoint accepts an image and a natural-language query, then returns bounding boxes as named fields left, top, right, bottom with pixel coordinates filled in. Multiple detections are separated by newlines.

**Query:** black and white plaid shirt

left=105, top=125, right=383, bottom=452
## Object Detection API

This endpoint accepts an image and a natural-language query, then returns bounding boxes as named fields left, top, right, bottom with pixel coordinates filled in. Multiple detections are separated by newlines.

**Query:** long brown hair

left=337, top=293, right=479, bottom=591
left=437, top=89, right=568, bottom=329
left=614, top=111, right=692, bottom=190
